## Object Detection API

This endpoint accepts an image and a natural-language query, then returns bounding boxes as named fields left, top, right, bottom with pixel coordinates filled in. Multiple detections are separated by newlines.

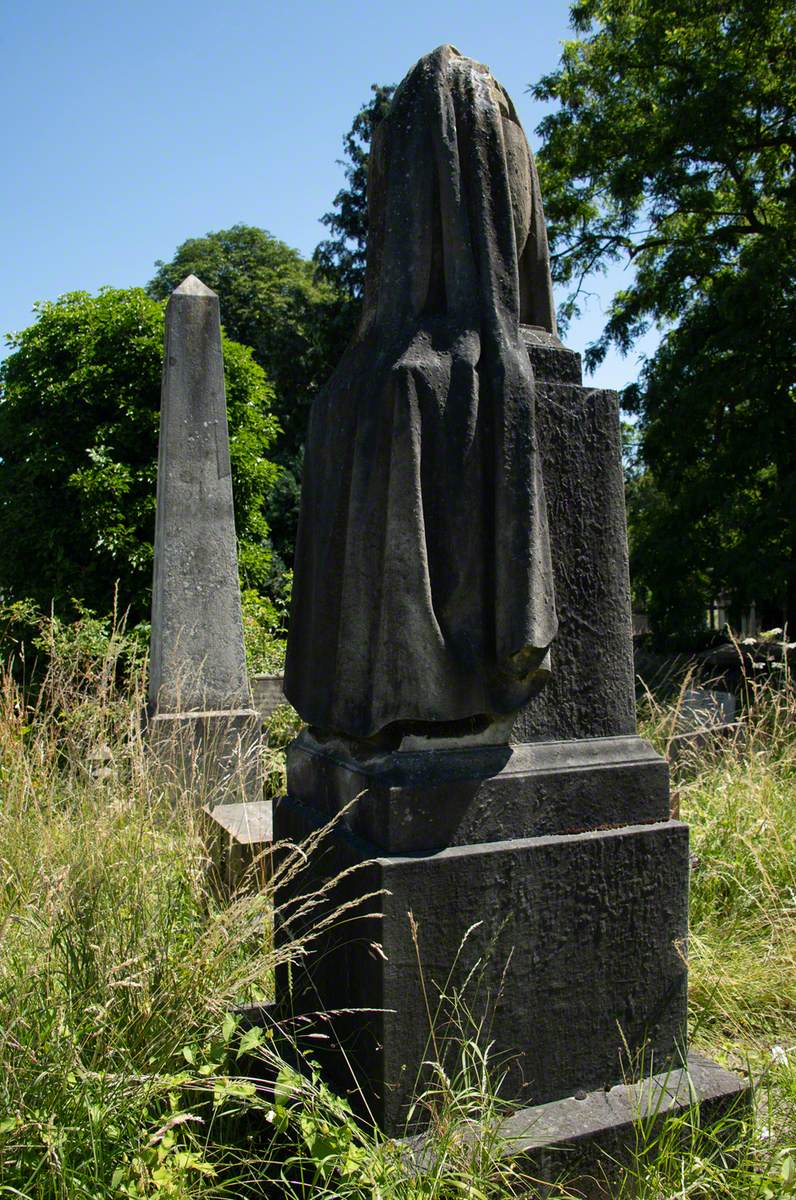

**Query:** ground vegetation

left=0, top=611, right=793, bottom=1196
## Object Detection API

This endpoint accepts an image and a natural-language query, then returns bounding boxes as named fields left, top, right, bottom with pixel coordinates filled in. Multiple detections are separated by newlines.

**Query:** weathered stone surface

left=514, top=329, right=636, bottom=743
left=250, top=673, right=285, bottom=723
left=207, top=799, right=273, bottom=844
left=287, top=728, right=669, bottom=852
left=275, top=794, right=690, bottom=1135
left=148, top=709, right=261, bottom=804
left=407, top=1053, right=749, bottom=1197
left=274, top=47, right=700, bottom=1157
left=149, top=274, right=250, bottom=715
left=285, top=46, right=560, bottom=740
left=203, top=800, right=272, bottom=894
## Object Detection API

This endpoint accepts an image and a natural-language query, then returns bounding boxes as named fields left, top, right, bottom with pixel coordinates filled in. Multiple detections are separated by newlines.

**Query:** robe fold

left=285, top=45, right=558, bottom=739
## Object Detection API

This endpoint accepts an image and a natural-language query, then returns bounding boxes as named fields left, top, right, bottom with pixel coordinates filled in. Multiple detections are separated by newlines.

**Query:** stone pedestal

left=286, top=728, right=669, bottom=851
left=276, top=743, right=689, bottom=1135
left=275, top=330, right=746, bottom=1143
left=149, top=708, right=262, bottom=807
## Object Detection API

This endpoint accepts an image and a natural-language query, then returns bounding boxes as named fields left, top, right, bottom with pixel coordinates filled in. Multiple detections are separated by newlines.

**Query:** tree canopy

left=148, top=225, right=347, bottom=570
left=534, top=0, right=796, bottom=641
left=0, top=288, right=280, bottom=623
left=314, top=84, right=395, bottom=301
left=148, top=224, right=342, bottom=464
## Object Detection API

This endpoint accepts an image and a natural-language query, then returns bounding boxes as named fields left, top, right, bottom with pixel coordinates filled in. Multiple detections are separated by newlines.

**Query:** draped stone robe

left=285, top=45, right=559, bottom=741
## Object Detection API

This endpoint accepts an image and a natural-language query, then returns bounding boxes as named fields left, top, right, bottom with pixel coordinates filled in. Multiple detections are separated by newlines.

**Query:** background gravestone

left=148, top=275, right=262, bottom=814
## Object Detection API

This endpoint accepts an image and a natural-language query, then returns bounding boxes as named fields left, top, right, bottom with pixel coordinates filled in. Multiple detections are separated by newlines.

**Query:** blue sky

left=3, top=0, right=659, bottom=387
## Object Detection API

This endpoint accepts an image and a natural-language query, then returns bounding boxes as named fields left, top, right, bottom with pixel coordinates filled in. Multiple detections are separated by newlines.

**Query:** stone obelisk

left=149, top=275, right=261, bottom=812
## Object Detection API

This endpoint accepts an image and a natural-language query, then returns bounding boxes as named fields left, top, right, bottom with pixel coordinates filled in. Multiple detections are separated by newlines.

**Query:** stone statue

left=285, top=45, right=558, bottom=743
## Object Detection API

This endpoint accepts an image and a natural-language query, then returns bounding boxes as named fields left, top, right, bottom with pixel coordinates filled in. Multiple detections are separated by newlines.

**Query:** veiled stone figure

left=285, top=45, right=559, bottom=741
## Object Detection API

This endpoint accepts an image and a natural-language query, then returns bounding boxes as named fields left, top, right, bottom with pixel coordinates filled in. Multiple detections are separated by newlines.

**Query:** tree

left=148, top=225, right=347, bottom=570
left=533, top=0, right=796, bottom=640
left=627, top=236, right=796, bottom=640
left=314, top=84, right=395, bottom=300
left=0, top=288, right=280, bottom=622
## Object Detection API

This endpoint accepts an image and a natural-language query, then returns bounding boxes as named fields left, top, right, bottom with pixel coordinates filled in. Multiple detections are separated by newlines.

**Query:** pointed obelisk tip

left=172, top=274, right=217, bottom=298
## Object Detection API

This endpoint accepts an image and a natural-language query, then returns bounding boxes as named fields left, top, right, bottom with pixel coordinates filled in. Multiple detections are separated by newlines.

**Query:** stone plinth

left=250, top=673, right=286, bottom=723
left=202, top=798, right=273, bottom=894
left=407, top=1053, right=748, bottom=1197
left=149, top=709, right=261, bottom=806
left=287, top=729, right=669, bottom=853
left=276, top=789, right=690, bottom=1135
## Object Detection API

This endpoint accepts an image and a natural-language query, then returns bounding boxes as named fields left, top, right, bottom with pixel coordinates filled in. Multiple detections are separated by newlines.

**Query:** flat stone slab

left=405, top=1053, right=748, bottom=1196
left=498, top=1052, right=747, bottom=1152
left=287, top=729, right=669, bottom=851
left=205, top=800, right=272, bottom=844
left=250, top=673, right=286, bottom=723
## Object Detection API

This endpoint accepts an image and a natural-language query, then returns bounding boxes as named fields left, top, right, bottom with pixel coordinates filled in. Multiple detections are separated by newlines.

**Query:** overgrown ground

left=0, top=613, right=793, bottom=1197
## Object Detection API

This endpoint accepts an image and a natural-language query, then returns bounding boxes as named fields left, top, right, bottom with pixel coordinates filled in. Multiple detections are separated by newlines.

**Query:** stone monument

left=275, top=45, right=745, bottom=1159
left=149, top=275, right=263, bottom=823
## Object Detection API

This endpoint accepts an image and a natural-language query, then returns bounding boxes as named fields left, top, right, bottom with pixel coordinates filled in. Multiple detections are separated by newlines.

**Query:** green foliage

left=534, top=0, right=796, bottom=642
left=240, top=586, right=287, bottom=675
left=0, top=608, right=335, bottom=1197
left=0, top=287, right=280, bottom=623
left=625, top=231, right=796, bottom=641
left=314, top=84, right=395, bottom=301
left=148, top=225, right=349, bottom=571
left=534, top=0, right=795, bottom=357
left=0, top=611, right=795, bottom=1195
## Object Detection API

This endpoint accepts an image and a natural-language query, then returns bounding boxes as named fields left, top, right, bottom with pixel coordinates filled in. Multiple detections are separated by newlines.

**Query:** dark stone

left=285, top=46, right=561, bottom=740
left=522, top=325, right=583, bottom=384
left=287, top=728, right=669, bottom=852
left=514, top=328, right=636, bottom=743
left=275, top=794, right=689, bottom=1136
left=406, top=1052, right=749, bottom=1198
left=272, top=45, right=708, bottom=1160
left=150, top=274, right=251, bottom=715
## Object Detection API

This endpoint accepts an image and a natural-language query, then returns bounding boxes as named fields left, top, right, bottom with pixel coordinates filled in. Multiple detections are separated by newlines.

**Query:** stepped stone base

left=287, top=729, right=669, bottom=852
left=275, top=786, right=689, bottom=1135
left=406, top=1052, right=749, bottom=1198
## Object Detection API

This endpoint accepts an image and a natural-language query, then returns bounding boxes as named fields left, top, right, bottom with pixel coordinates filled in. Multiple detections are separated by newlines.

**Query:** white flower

left=771, top=1045, right=789, bottom=1066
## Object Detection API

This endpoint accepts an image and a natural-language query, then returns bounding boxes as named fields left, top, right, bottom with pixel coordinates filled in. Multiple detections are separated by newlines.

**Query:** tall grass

left=0, top=612, right=794, bottom=1197
left=639, top=665, right=796, bottom=1066
left=633, top=665, right=796, bottom=1198
left=0, top=609, right=332, bottom=1196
